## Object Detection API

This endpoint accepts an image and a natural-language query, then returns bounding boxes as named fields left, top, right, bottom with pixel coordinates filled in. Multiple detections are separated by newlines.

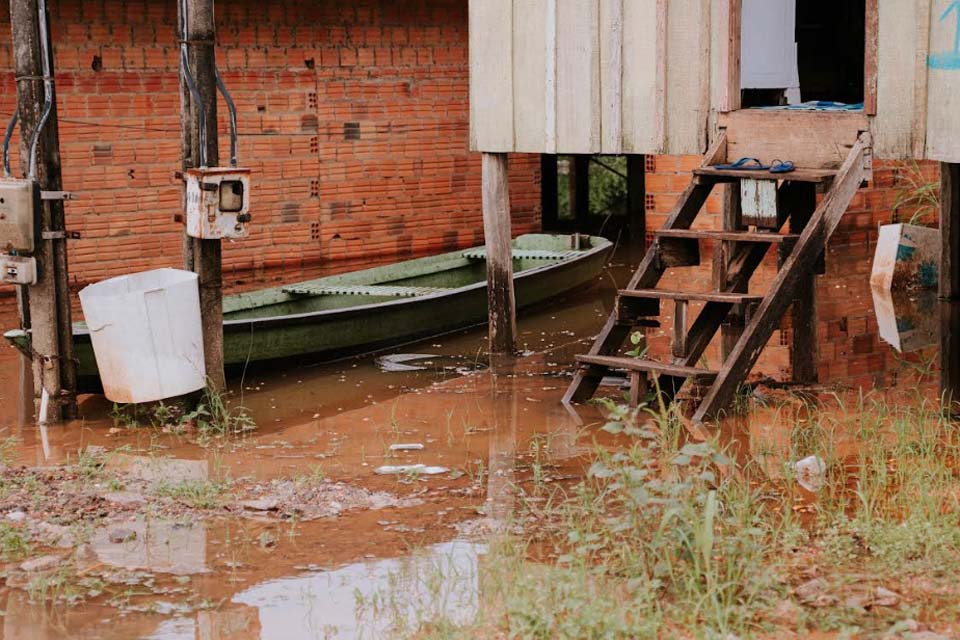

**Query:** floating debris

left=793, top=455, right=827, bottom=492
left=389, top=443, right=425, bottom=451
left=374, top=464, right=449, bottom=476
left=376, top=353, right=440, bottom=372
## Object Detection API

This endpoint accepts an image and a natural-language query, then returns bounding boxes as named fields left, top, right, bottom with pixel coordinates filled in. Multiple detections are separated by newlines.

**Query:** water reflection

left=230, top=541, right=483, bottom=640
left=871, top=287, right=938, bottom=353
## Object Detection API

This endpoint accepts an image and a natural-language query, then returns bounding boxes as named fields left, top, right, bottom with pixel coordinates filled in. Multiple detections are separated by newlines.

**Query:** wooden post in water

left=570, top=155, right=590, bottom=232
left=481, top=152, right=516, bottom=355
left=540, top=155, right=558, bottom=232
left=9, top=0, right=77, bottom=421
left=626, top=155, right=646, bottom=243
left=178, top=0, right=225, bottom=392
left=779, top=181, right=819, bottom=384
left=940, top=163, right=960, bottom=301
left=940, top=163, right=960, bottom=412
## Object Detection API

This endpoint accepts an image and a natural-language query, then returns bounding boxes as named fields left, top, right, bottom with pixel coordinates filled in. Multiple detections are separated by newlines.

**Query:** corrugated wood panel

left=925, top=0, right=960, bottom=162
left=599, top=0, right=623, bottom=153
left=512, top=0, right=551, bottom=153
left=872, top=0, right=927, bottom=159
left=621, top=0, right=664, bottom=153
left=556, top=0, right=601, bottom=152
left=469, top=0, right=514, bottom=152
left=664, top=0, right=711, bottom=155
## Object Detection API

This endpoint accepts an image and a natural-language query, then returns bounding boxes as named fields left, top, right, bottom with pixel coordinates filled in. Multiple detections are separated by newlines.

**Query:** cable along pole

left=8, top=0, right=77, bottom=422
left=178, top=0, right=225, bottom=392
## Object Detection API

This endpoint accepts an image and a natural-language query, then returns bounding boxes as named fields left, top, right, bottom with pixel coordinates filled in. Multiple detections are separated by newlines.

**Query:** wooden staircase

left=564, top=132, right=871, bottom=423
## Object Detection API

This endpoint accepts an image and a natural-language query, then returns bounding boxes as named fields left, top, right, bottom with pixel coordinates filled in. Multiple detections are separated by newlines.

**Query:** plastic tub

left=79, top=268, right=206, bottom=403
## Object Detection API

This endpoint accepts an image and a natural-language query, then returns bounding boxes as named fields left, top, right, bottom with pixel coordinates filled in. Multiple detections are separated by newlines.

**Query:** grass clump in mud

left=151, top=478, right=232, bottom=509
left=399, top=394, right=960, bottom=639
left=111, top=386, right=255, bottom=438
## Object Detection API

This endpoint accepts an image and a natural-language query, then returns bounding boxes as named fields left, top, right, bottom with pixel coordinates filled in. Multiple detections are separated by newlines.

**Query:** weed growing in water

left=396, top=392, right=960, bottom=638
left=0, top=522, right=31, bottom=561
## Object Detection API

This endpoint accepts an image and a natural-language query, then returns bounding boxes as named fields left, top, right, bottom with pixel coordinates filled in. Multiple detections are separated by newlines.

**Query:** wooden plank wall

left=469, top=0, right=704, bottom=156
left=925, top=0, right=960, bottom=163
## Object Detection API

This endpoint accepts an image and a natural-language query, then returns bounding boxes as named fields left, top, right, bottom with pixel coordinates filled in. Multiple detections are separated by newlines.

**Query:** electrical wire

left=214, top=67, right=238, bottom=166
left=2, top=111, right=17, bottom=178
left=28, top=0, right=54, bottom=181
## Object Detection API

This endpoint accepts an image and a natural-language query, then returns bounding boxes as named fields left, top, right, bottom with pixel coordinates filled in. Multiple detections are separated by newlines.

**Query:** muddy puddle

left=0, top=239, right=955, bottom=637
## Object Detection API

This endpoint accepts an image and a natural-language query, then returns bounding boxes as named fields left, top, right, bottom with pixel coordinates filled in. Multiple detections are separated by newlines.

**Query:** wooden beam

left=778, top=181, right=819, bottom=385
left=941, top=301, right=960, bottom=416
left=482, top=152, right=516, bottom=355
left=627, top=155, right=646, bottom=243
left=10, top=0, right=77, bottom=421
left=940, top=163, right=960, bottom=300
left=864, top=0, right=878, bottom=115
left=540, top=154, right=558, bottom=231
left=179, top=0, right=225, bottom=392
left=693, top=135, right=868, bottom=424
left=570, top=155, right=590, bottom=231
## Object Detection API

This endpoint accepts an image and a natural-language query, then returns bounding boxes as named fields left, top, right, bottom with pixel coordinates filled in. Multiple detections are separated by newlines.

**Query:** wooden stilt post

left=540, top=154, right=558, bottom=232
left=178, top=0, right=225, bottom=392
left=627, top=155, right=646, bottom=244
left=570, top=155, right=590, bottom=232
left=718, top=184, right=744, bottom=361
left=10, top=0, right=77, bottom=421
left=481, top=152, right=516, bottom=355
left=779, top=181, right=819, bottom=384
left=940, top=163, right=960, bottom=301
left=941, top=163, right=960, bottom=413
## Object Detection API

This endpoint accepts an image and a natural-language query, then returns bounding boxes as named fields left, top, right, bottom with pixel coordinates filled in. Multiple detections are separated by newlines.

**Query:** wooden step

left=656, top=229, right=799, bottom=244
left=693, top=166, right=837, bottom=184
left=618, top=289, right=762, bottom=304
left=576, top=355, right=717, bottom=380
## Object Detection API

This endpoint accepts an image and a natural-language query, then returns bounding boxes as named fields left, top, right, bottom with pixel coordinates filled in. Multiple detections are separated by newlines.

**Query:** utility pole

left=9, top=0, right=77, bottom=421
left=178, top=0, right=225, bottom=392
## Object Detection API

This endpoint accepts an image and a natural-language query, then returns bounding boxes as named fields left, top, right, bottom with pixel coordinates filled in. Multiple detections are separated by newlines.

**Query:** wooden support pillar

left=940, top=163, right=960, bottom=301
left=943, top=164, right=960, bottom=414
left=540, top=154, right=558, bottom=232
left=941, top=301, right=960, bottom=415
left=718, top=184, right=744, bottom=360
left=569, top=155, right=590, bottom=232
left=482, top=152, right=516, bottom=355
left=778, top=181, right=819, bottom=384
left=178, top=0, right=225, bottom=392
left=10, top=0, right=77, bottom=421
left=627, top=155, right=646, bottom=244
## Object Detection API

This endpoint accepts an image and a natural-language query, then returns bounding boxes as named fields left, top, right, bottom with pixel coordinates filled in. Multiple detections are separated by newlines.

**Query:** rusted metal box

left=0, top=254, right=36, bottom=285
left=184, top=167, right=251, bottom=240
left=0, top=178, right=39, bottom=253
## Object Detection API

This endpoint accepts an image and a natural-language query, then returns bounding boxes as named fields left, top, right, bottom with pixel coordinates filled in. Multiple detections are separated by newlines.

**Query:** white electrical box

left=184, top=167, right=251, bottom=240
left=1, top=254, right=37, bottom=285
left=0, top=178, right=39, bottom=253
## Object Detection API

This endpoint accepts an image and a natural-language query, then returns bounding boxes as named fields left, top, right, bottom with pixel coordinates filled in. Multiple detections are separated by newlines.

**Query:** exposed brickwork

left=0, top=0, right=541, bottom=290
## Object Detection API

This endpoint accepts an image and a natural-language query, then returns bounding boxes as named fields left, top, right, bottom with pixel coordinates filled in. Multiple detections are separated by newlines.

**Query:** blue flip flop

left=769, top=159, right=795, bottom=174
left=713, top=157, right=770, bottom=171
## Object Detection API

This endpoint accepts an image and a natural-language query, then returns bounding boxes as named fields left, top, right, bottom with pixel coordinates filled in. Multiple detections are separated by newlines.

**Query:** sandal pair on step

left=713, top=157, right=795, bottom=174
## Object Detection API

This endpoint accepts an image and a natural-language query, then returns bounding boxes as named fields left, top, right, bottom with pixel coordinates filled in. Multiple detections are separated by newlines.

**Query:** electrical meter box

left=0, top=178, right=39, bottom=253
left=0, top=255, right=37, bottom=285
left=184, top=167, right=251, bottom=240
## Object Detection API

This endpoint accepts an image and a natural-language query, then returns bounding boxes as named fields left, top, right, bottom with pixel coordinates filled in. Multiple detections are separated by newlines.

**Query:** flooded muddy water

left=0, top=238, right=954, bottom=638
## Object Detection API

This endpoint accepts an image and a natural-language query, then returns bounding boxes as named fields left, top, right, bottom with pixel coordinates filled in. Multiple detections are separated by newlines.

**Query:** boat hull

left=7, top=234, right=612, bottom=393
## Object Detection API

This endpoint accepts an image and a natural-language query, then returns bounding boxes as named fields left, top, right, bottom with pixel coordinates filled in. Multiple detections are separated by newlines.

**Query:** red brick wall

left=0, top=0, right=541, bottom=291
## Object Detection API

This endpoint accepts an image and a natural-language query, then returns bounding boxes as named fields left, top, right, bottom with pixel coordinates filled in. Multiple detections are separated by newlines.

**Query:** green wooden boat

left=5, top=233, right=612, bottom=392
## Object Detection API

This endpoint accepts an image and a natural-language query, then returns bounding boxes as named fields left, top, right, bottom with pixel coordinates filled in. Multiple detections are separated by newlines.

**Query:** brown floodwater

left=0, top=237, right=953, bottom=638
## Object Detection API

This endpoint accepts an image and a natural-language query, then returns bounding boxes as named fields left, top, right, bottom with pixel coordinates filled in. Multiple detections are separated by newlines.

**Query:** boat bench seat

left=462, top=249, right=580, bottom=260
left=282, top=284, right=451, bottom=298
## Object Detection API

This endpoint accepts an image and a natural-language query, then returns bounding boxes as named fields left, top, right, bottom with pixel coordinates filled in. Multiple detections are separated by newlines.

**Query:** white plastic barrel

left=79, top=268, right=206, bottom=403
